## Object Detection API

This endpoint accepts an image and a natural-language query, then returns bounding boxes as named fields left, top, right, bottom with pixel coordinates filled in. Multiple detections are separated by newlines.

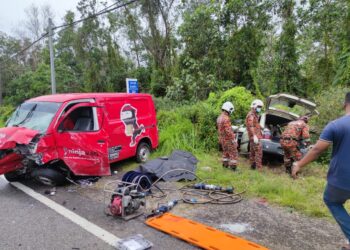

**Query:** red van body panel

left=0, top=93, right=159, bottom=177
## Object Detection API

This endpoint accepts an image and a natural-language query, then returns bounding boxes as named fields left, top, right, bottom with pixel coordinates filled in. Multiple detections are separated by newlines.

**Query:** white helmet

left=251, top=99, right=264, bottom=109
left=222, top=102, right=234, bottom=114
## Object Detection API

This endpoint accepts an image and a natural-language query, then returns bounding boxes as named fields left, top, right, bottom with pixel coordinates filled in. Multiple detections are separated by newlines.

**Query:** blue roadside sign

left=126, top=78, right=139, bottom=93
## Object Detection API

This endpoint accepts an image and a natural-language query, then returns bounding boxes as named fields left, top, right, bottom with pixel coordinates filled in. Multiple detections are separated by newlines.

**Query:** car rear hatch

left=266, top=93, right=319, bottom=120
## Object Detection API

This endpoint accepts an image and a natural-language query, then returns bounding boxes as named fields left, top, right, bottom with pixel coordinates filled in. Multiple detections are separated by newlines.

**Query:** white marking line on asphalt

left=1, top=177, right=120, bottom=248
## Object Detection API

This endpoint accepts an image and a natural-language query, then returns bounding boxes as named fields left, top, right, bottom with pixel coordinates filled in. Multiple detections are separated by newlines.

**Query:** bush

left=310, top=86, right=350, bottom=163
left=0, top=105, right=15, bottom=127
left=157, top=110, right=199, bottom=155
left=156, top=87, right=256, bottom=154
left=311, top=86, right=349, bottom=132
left=208, top=87, right=255, bottom=120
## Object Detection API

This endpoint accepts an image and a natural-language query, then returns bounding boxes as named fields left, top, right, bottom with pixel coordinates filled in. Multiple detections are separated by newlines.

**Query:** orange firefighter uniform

left=217, top=112, right=238, bottom=169
left=280, top=119, right=310, bottom=173
left=245, top=110, right=263, bottom=169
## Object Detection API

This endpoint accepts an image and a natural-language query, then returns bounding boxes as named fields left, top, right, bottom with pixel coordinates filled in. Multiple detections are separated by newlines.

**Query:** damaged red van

left=0, top=93, right=159, bottom=186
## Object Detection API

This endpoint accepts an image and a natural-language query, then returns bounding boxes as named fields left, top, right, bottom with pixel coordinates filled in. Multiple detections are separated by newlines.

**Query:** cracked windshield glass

left=7, top=102, right=61, bottom=133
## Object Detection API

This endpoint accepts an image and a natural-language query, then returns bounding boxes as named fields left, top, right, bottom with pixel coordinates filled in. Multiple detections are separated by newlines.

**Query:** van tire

left=4, top=170, right=25, bottom=182
left=31, top=168, right=66, bottom=186
left=136, top=142, right=151, bottom=163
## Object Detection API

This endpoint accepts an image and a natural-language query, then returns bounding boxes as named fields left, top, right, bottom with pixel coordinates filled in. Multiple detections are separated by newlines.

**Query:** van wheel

left=4, top=170, right=25, bottom=182
left=31, top=168, right=66, bottom=186
left=136, top=142, right=151, bottom=163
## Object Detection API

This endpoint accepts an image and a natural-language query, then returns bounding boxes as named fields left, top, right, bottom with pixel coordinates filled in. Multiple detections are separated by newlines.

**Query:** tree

left=222, top=0, right=273, bottom=91
left=0, top=33, right=25, bottom=104
left=274, top=0, right=302, bottom=94
left=332, top=1, right=350, bottom=86
left=119, top=0, right=180, bottom=96
left=299, top=0, right=346, bottom=93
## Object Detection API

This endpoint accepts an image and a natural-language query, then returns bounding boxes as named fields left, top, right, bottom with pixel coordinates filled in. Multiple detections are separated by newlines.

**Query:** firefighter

left=245, top=99, right=264, bottom=170
left=217, top=102, right=238, bottom=170
left=280, top=116, right=310, bottom=174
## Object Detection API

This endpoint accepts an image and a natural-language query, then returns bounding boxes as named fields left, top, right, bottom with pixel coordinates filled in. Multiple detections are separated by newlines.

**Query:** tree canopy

left=0, top=0, right=349, bottom=106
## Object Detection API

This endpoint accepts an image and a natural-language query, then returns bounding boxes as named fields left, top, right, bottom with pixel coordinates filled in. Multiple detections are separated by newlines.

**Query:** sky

left=0, top=0, right=82, bottom=35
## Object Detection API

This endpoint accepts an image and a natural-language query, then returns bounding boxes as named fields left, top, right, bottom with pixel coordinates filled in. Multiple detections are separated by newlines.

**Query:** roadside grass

left=151, top=149, right=349, bottom=219
left=194, top=152, right=350, bottom=218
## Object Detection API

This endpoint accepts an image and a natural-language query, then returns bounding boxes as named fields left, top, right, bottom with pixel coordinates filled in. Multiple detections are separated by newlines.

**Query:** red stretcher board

left=146, top=213, right=269, bottom=250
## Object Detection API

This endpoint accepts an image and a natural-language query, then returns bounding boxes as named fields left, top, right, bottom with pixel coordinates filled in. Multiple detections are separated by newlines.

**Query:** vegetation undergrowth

left=152, top=86, right=350, bottom=219
left=154, top=148, right=349, bottom=219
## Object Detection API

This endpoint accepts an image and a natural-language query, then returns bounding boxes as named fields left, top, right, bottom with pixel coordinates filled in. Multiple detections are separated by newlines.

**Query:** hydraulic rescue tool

left=192, top=183, right=234, bottom=194
left=146, top=200, right=178, bottom=218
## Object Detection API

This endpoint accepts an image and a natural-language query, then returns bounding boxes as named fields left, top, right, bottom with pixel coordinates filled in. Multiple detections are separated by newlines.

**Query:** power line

left=10, top=32, right=49, bottom=58
left=53, top=0, right=137, bottom=30
left=9, top=0, right=138, bottom=58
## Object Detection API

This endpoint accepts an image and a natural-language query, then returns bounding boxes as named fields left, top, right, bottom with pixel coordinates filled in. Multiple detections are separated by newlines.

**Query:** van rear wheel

left=31, top=168, right=67, bottom=186
left=136, top=142, right=151, bottom=163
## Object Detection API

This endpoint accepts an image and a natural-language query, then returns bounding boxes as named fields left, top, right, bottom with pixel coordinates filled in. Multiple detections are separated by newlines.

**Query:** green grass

left=108, top=149, right=350, bottom=218
left=180, top=152, right=350, bottom=218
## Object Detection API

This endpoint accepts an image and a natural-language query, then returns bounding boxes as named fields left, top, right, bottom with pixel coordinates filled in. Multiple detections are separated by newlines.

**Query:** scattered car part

left=116, top=234, right=153, bottom=250
left=145, top=213, right=269, bottom=250
left=104, top=180, right=146, bottom=221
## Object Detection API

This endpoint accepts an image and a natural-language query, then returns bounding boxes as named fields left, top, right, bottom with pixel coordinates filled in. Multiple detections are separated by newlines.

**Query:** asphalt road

left=0, top=177, right=196, bottom=250
left=0, top=178, right=115, bottom=250
left=0, top=170, right=345, bottom=250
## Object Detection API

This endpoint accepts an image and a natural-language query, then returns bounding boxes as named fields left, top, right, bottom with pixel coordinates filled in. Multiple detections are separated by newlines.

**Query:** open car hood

left=0, top=127, right=40, bottom=149
left=266, top=93, right=319, bottom=119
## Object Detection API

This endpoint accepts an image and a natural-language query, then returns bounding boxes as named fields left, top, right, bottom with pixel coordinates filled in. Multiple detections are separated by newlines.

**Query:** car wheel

left=4, top=170, right=25, bottom=182
left=31, top=168, right=67, bottom=186
left=136, top=142, right=151, bottom=163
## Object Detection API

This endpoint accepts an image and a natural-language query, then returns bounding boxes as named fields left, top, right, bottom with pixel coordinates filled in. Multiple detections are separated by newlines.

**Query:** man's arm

left=292, top=140, right=331, bottom=178
left=246, top=115, right=255, bottom=137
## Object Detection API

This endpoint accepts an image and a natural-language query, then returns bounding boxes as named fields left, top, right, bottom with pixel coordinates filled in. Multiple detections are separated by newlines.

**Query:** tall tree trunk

left=0, top=68, right=3, bottom=105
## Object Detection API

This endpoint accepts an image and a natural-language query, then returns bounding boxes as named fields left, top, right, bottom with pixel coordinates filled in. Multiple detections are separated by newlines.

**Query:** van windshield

left=7, top=102, right=61, bottom=133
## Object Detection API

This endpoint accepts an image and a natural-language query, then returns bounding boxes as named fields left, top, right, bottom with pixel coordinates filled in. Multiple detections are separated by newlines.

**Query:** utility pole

left=0, top=66, right=2, bottom=105
left=48, top=18, right=56, bottom=94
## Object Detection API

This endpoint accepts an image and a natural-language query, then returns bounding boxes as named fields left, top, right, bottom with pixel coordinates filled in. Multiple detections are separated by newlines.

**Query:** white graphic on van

left=120, top=104, right=145, bottom=147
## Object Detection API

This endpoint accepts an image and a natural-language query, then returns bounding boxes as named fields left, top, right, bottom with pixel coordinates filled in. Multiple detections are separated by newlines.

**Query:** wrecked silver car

left=234, top=93, right=319, bottom=158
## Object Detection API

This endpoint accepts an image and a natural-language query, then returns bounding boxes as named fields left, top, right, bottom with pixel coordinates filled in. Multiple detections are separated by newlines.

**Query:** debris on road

left=116, top=234, right=153, bottom=250
left=220, top=223, right=254, bottom=234
left=44, top=187, right=56, bottom=196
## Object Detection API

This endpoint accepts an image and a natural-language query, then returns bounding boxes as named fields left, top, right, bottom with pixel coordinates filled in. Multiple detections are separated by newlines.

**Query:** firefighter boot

left=251, top=162, right=256, bottom=170
left=285, top=162, right=292, bottom=174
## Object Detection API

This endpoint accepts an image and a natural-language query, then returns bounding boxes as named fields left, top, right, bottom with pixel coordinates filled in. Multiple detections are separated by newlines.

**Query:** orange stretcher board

left=146, top=213, right=269, bottom=250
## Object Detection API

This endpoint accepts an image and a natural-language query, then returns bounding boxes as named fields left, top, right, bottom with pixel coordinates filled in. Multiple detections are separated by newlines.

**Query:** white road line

left=1, top=177, right=120, bottom=248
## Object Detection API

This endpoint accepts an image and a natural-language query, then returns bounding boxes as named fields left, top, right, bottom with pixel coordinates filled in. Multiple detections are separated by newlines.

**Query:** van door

left=55, top=103, right=110, bottom=176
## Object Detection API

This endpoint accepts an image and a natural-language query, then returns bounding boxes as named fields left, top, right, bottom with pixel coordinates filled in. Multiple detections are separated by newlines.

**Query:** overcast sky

left=0, top=0, right=83, bottom=35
